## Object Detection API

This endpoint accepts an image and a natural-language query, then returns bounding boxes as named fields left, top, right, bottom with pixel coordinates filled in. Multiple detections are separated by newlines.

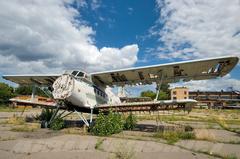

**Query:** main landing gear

left=40, top=106, right=94, bottom=128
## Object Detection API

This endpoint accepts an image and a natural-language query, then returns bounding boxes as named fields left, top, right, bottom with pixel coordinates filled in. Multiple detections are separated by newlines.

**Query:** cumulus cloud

left=170, top=74, right=240, bottom=91
left=154, top=0, right=240, bottom=59
left=0, top=0, right=138, bottom=74
left=145, top=0, right=240, bottom=91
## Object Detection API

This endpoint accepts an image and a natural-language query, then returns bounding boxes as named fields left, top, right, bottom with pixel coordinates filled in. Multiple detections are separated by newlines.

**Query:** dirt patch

left=195, top=129, right=240, bottom=143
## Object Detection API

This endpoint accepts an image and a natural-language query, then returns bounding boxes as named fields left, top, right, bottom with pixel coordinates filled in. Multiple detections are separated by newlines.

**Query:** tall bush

left=90, top=111, right=123, bottom=136
left=124, top=113, right=137, bottom=130
left=50, top=118, right=65, bottom=130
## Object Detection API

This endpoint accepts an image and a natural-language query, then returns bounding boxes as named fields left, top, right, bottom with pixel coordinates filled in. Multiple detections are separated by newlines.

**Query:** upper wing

left=91, top=56, right=239, bottom=87
left=2, top=74, right=60, bottom=86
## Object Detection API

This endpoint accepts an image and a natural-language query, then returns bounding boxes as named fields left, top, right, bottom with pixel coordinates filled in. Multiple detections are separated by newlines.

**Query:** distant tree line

left=0, top=82, right=47, bottom=105
left=0, top=82, right=171, bottom=105
left=0, top=83, right=15, bottom=104
left=140, top=83, right=170, bottom=100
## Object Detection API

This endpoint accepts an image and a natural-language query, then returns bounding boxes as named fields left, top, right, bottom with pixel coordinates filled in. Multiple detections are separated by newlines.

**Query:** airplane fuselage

left=52, top=72, right=120, bottom=108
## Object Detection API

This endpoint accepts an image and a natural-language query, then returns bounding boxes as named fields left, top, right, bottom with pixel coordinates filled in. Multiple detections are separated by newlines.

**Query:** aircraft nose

left=52, top=74, right=74, bottom=99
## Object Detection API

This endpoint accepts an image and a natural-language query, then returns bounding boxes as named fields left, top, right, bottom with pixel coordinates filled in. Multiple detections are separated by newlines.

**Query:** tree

left=158, top=91, right=169, bottom=100
left=0, top=83, right=15, bottom=104
left=158, top=83, right=170, bottom=100
left=15, top=86, right=48, bottom=97
left=140, top=83, right=171, bottom=100
left=160, top=84, right=170, bottom=94
left=140, top=90, right=156, bottom=100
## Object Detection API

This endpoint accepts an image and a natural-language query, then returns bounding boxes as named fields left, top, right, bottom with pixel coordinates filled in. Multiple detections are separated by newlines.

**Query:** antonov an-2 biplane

left=3, top=56, right=239, bottom=127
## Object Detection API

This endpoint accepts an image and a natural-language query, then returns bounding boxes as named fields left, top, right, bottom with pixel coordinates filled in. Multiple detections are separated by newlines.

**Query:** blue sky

left=0, top=0, right=239, bottom=93
left=77, top=0, right=164, bottom=66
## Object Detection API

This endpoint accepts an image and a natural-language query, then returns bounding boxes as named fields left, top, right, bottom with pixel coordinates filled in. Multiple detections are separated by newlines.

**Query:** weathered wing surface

left=9, top=98, right=57, bottom=108
left=91, top=56, right=239, bottom=86
left=2, top=74, right=60, bottom=86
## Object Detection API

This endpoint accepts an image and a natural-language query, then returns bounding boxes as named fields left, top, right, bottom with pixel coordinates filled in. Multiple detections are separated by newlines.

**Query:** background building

left=189, top=90, right=240, bottom=109
left=170, top=87, right=240, bottom=109
left=170, top=87, right=189, bottom=100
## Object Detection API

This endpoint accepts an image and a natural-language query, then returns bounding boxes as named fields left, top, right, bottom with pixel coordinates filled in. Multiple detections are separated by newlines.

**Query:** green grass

left=110, top=143, right=135, bottom=159
left=11, top=126, right=35, bottom=132
left=224, top=154, right=238, bottom=159
left=153, top=131, right=195, bottom=144
left=137, top=110, right=240, bottom=127
left=112, top=131, right=238, bottom=159
left=95, top=138, right=105, bottom=151
left=4, top=116, right=25, bottom=125
left=214, top=117, right=240, bottom=133
left=10, top=124, right=39, bottom=132
left=0, top=136, right=16, bottom=141
left=62, top=127, right=88, bottom=135
left=0, top=106, right=24, bottom=112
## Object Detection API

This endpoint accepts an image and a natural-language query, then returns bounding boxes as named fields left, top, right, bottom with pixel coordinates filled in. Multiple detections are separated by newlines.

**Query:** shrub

left=185, top=125, right=194, bottom=132
left=34, top=108, right=65, bottom=130
left=124, top=113, right=137, bottom=130
left=35, top=108, right=54, bottom=122
left=90, top=111, right=123, bottom=136
left=50, top=118, right=65, bottom=130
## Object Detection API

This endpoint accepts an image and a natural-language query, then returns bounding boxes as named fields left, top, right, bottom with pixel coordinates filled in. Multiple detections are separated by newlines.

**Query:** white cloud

left=170, top=74, right=240, bottom=91
left=154, top=0, right=240, bottom=59
left=128, top=7, right=134, bottom=15
left=0, top=0, right=138, bottom=74
left=151, top=0, right=240, bottom=92
left=90, top=0, right=101, bottom=10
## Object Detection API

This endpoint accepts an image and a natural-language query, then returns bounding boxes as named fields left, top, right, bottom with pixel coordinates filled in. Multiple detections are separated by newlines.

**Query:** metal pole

left=90, top=108, right=93, bottom=124
left=154, top=74, right=163, bottom=101
left=75, top=109, right=89, bottom=127
left=31, top=84, right=36, bottom=102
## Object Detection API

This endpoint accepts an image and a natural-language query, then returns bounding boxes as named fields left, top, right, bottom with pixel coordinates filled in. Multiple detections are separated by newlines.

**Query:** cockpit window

left=77, top=72, right=85, bottom=77
left=72, top=71, right=78, bottom=76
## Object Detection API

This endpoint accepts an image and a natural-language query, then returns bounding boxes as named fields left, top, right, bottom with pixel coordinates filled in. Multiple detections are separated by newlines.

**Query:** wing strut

left=154, top=72, right=164, bottom=101
left=90, top=108, right=93, bottom=124
left=74, top=107, right=94, bottom=127
left=74, top=109, right=90, bottom=127
left=31, top=84, right=36, bottom=102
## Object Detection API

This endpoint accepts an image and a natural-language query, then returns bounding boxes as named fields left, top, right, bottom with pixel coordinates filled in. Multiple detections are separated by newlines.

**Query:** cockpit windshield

left=66, top=70, right=91, bottom=82
left=71, top=71, right=78, bottom=76
left=77, top=72, right=85, bottom=77
left=71, top=70, right=86, bottom=78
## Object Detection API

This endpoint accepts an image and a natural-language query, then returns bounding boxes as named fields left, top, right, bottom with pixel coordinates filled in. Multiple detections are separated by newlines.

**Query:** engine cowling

left=52, top=74, right=87, bottom=107
left=52, top=74, right=74, bottom=100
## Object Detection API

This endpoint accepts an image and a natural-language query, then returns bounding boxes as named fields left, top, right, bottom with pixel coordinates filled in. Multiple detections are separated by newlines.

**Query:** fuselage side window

left=93, top=85, right=107, bottom=99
